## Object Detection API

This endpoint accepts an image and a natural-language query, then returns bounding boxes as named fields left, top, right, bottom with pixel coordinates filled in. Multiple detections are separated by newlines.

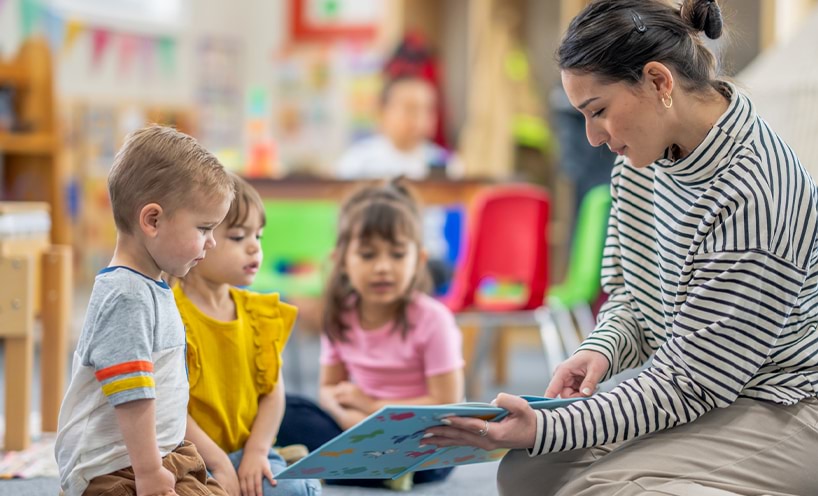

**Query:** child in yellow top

left=174, top=173, right=321, bottom=496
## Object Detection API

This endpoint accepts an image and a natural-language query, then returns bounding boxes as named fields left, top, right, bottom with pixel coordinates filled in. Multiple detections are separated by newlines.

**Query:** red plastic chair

left=443, top=184, right=550, bottom=313
left=442, top=185, right=551, bottom=397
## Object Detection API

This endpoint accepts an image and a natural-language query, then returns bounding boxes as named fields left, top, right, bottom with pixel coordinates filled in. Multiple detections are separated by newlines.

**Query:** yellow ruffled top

left=173, top=284, right=297, bottom=453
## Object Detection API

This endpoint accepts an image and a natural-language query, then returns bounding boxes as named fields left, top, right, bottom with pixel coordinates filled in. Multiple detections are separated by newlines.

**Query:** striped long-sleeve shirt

left=531, top=83, right=818, bottom=455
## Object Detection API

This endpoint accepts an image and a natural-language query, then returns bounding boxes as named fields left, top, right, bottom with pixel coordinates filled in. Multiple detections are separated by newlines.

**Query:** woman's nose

left=586, top=121, right=608, bottom=148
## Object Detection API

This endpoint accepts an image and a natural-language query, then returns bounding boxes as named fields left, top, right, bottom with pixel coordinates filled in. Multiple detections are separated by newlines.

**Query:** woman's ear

left=139, top=203, right=163, bottom=238
left=642, top=61, right=674, bottom=99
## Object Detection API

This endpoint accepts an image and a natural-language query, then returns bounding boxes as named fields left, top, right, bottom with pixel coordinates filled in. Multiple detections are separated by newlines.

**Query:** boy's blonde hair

left=224, top=172, right=266, bottom=229
left=108, top=125, right=234, bottom=234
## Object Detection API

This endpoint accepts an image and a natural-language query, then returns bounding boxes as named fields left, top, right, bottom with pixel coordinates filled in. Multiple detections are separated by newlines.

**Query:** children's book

left=276, top=395, right=584, bottom=480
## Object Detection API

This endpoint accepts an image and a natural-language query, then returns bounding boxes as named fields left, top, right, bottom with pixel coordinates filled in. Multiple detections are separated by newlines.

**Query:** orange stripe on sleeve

left=95, top=360, right=154, bottom=382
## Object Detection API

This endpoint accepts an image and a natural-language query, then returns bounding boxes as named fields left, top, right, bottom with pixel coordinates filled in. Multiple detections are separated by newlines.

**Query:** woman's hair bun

left=681, top=0, right=723, bottom=39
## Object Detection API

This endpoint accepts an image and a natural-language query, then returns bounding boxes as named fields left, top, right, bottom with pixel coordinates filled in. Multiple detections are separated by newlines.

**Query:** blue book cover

left=276, top=395, right=583, bottom=480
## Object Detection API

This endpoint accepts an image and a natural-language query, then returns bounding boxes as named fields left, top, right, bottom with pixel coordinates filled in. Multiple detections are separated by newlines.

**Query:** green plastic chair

left=249, top=200, right=338, bottom=298
left=542, top=184, right=612, bottom=353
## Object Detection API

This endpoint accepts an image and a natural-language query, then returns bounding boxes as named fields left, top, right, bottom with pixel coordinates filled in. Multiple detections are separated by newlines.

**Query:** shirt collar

left=654, top=82, right=755, bottom=187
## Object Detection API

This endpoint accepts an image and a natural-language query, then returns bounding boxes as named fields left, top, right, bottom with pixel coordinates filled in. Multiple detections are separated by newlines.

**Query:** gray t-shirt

left=55, top=266, right=188, bottom=496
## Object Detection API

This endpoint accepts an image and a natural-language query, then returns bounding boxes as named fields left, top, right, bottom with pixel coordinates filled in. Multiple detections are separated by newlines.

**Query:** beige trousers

left=497, top=398, right=818, bottom=496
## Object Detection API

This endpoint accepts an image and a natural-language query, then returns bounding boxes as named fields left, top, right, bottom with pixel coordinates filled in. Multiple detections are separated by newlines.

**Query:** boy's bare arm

left=113, top=399, right=176, bottom=495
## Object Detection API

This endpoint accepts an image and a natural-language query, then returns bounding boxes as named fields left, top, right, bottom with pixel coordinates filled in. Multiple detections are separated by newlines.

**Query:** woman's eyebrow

left=578, top=96, right=600, bottom=110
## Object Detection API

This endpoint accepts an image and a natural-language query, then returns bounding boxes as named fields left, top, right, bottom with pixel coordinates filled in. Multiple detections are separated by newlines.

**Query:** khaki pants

left=497, top=398, right=818, bottom=496
left=84, top=441, right=226, bottom=496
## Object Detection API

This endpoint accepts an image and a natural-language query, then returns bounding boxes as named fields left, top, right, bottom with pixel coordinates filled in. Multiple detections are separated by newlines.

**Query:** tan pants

left=84, top=441, right=226, bottom=496
left=497, top=398, right=818, bottom=496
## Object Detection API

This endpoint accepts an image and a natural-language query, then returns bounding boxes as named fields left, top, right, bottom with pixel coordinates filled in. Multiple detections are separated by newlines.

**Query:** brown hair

left=323, top=178, right=431, bottom=342
left=108, top=125, right=234, bottom=234
left=224, top=172, right=266, bottom=229
left=558, top=0, right=725, bottom=94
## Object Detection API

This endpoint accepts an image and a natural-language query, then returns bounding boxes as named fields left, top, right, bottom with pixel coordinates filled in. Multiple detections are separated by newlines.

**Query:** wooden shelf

left=0, top=38, right=67, bottom=244
left=0, top=133, right=55, bottom=155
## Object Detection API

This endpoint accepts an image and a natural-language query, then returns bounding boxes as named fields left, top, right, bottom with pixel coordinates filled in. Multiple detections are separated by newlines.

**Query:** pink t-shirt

left=320, top=293, right=464, bottom=400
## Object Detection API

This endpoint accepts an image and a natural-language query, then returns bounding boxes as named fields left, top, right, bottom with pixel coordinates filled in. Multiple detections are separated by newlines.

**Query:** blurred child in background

left=338, top=76, right=460, bottom=180
left=278, top=178, right=464, bottom=491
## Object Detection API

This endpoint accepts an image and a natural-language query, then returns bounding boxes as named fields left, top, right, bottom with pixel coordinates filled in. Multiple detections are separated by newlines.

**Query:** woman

left=425, top=1, right=818, bottom=495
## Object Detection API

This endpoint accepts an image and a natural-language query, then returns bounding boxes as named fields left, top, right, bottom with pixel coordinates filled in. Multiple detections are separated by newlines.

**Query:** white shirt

left=337, top=135, right=452, bottom=180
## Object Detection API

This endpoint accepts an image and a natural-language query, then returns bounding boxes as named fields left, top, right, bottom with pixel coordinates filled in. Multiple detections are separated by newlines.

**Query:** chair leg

left=572, top=303, right=596, bottom=338
left=535, top=308, right=566, bottom=382
left=553, top=307, right=581, bottom=355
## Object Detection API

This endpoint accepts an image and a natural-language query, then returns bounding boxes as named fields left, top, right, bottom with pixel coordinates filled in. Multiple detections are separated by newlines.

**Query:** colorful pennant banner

left=2, top=0, right=178, bottom=78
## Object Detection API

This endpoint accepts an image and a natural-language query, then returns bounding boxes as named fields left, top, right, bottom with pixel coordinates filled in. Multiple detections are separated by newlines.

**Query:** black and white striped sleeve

left=530, top=249, right=806, bottom=455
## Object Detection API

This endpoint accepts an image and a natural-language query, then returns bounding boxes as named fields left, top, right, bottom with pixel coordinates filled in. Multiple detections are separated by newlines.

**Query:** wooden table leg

left=5, top=335, right=33, bottom=450
left=0, top=256, right=34, bottom=451
left=461, top=324, right=482, bottom=400
left=40, top=245, right=72, bottom=433
left=493, top=327, right=509, bottom=386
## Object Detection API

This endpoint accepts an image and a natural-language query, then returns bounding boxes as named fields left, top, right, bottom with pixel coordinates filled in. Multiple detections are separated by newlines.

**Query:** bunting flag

left=139, top=36, right=155, bottom=79
left=20, top=0, right=43, bottom=38
left=43, top=9, right=65, bottom=55
left=90, top=28, right=111, bottom=70
left=117, top=34, right=138, bottom=77
left=63, top=19, right=85, bottom=54
left=157, top=37, right=176, bottom=77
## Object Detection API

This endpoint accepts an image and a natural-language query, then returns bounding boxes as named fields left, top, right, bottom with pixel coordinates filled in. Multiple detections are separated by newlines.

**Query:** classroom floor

left=0, top=293, right=554, bottom=495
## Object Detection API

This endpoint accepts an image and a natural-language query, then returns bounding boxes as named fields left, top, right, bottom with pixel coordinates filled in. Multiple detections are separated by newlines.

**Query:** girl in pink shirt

left=280, top=178, right=464, bottom=490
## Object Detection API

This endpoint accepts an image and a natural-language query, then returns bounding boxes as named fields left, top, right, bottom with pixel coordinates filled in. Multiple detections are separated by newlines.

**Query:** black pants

left=279, top=394, right=454, bottom=487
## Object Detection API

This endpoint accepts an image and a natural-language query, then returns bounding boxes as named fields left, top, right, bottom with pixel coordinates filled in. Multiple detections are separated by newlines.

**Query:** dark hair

left=323, top=177, right=431, bottom=342
left=379, top=75, right=433, bottom=107
left=224, top=172, right=266, bottom=229
left=558, top=0, right=725, bottom=93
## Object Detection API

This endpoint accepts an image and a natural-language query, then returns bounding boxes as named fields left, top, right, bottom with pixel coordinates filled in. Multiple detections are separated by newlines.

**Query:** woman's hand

left=545, top=350, right=610, bottom=398
left=237, top=448, right=276, bottom=496
left=334, top=381, right=375, bottom=413
left=422, top=393, right=538, bottom=451
left=210, top=460, right=241, bottom=496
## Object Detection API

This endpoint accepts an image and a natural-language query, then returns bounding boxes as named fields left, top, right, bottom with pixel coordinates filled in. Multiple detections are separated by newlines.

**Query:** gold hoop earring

left=662, top=93, right=673, bottom=109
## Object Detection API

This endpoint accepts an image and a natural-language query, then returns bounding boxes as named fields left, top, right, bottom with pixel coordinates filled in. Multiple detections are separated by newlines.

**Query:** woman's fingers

left=422, top=423, right=496, bottom=450
left=544, top=368, right=568, bottom=398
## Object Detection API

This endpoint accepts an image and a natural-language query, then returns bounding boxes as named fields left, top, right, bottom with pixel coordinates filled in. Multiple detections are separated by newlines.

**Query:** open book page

left=276, top=396, right=584, bottom=480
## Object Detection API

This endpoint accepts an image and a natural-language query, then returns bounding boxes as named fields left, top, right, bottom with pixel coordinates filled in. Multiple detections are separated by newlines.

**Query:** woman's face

left=561, top=70, right=670, bottom=168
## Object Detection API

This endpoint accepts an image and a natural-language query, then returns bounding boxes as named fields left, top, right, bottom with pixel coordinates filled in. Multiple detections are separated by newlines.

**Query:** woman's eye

left=592, top=108, right=605, bottom=118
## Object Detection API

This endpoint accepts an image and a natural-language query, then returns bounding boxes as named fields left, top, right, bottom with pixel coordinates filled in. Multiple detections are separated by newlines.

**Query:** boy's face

left=148, top=198, right=231, bottom=278
left=380, top=80, right=437, bottom=151
left=191, top=205, right=264, bottom=287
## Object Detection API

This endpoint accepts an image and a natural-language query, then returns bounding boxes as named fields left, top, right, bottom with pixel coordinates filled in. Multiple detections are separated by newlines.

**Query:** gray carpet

left=0, top=462, right=498, bottom=495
